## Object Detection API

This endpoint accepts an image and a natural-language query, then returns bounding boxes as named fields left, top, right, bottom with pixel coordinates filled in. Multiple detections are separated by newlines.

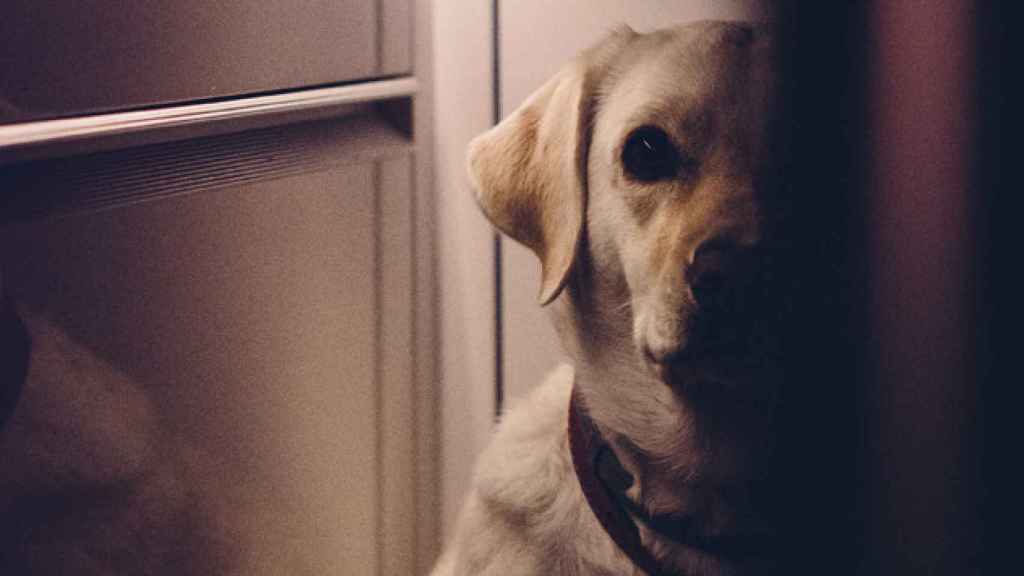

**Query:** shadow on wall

left=0, top=306, right=241, bottom=574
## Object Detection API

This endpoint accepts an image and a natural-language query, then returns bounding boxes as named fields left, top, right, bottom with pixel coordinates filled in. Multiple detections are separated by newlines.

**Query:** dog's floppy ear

left=468, top=27, right=635, bottom=305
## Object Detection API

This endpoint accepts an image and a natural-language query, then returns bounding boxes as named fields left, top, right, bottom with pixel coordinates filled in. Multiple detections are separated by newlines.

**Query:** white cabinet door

left=0, top=115, right=422, bottom=575
left=0, top=0, right=412, bottom=124
left=498, top=0, right=769, bottom=404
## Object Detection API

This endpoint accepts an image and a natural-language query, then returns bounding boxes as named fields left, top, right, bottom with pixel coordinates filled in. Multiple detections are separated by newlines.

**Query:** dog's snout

left=686, top=238, right=754, bottom=310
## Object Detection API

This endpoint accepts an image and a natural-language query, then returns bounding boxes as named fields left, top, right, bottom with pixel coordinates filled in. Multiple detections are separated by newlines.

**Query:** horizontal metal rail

left=0, top=76, right=417, bottom=152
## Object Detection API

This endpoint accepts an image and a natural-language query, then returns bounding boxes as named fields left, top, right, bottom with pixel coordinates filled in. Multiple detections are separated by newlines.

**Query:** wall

left=429, top=0, right=497, bottom=546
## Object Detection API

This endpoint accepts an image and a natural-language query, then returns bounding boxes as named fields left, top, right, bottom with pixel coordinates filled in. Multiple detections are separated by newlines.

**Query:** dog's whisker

left=609, top=298, right=634, bottom=315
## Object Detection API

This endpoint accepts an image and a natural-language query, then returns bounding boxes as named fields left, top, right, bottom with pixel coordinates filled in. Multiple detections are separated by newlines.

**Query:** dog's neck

left=569, top=382, right=779, bottom=575
left=568, top=385, right=666, bottom=575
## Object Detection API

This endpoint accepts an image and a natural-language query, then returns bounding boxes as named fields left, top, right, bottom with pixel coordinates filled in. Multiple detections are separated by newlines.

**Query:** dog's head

left=471, top=20, right=781, bottom=400
left=469, top=20, right=786, bottom=564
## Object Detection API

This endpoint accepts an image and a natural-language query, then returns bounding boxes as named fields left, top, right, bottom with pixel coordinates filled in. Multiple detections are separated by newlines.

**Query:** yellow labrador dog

left=434, top=21, right=784, bottom=576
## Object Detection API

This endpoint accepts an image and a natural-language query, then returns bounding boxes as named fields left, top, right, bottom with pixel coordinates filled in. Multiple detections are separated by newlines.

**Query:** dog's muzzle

left=686, top=238, right=763, bottom=347
left=645, top=238, right=787, bottom=393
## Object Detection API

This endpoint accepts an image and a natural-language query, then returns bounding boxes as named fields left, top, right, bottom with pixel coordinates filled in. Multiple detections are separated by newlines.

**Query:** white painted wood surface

left=2, top=154, right=405, bottom=573
left=0, top=0, right=413, bottom=125
left=429, top=0, right=499, bottom=548
left=2, top=77, right=436, bottom=576
left=1, top=3, right=441, bottom=573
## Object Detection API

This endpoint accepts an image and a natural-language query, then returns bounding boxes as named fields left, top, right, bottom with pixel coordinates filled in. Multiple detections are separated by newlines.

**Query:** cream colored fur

left=436, top=22, right=778, bottom=576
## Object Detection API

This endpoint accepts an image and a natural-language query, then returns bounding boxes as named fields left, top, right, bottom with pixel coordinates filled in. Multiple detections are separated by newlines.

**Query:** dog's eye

left=621, top=126, right=681, bottom=183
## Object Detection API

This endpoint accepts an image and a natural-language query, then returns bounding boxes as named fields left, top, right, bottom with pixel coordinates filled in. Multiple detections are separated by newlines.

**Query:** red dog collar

left=568, top=386, right=666, bottom=575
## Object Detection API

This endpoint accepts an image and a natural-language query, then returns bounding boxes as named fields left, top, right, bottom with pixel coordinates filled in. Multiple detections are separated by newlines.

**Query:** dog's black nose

left=687, top=237, right=757, bottom=313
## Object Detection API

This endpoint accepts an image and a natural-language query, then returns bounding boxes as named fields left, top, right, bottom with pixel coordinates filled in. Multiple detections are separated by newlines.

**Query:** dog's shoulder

left=436, top=366, right=581, bottom=575
left=472, top=362, right=577, bottom=520
left=438, top=364, right=629, bottom=575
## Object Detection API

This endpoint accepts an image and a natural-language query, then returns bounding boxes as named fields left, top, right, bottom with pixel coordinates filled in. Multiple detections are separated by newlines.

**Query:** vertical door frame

left=428, top=0, right=500, bottom=549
